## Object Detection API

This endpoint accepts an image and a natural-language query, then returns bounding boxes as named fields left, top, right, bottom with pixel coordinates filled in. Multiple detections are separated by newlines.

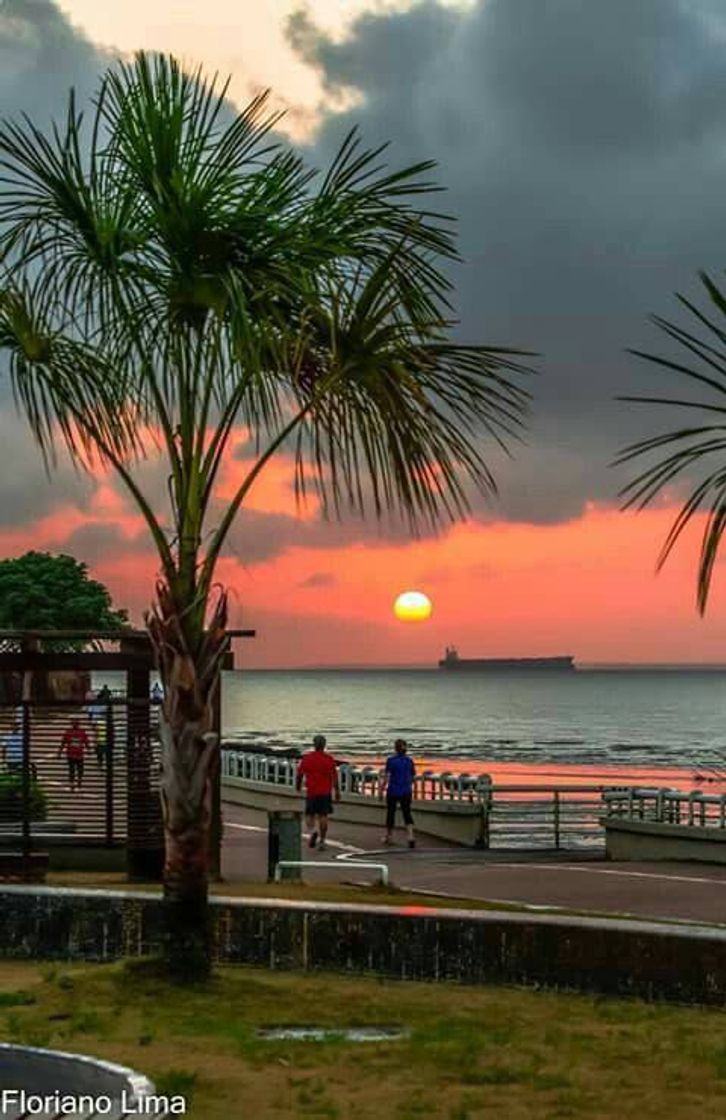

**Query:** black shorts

left=386, top=794, right=414, bottom=829
left=306, top=795, right=333, bottom=817
left=67, top=757, right=84, bottom=782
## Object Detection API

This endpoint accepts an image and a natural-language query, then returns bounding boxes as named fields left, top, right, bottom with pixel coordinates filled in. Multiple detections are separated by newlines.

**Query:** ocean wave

left=607, top=742, right=674, bottom=752
left=221, top=729, right=719, bottom=782
left=533, top=739, right=586, bottom=746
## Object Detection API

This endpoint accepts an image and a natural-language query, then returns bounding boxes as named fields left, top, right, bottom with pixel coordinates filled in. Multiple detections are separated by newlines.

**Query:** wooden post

left=122, top=635, right=163, bottom=881
left=209, top=646, right=234, bottom=881
left=210, top=675, right=223, bottom=882
left=21, top=701, right=31, bottom=875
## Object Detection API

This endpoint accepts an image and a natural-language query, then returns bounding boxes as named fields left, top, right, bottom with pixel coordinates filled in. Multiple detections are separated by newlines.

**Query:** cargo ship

left=438, top=647, right=576, bottom=671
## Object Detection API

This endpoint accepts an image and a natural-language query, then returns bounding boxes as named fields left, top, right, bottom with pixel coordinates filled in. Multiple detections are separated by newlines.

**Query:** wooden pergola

left=0, top=627, right=255, bottom=668
left=0, top=627, right=255, bottom=879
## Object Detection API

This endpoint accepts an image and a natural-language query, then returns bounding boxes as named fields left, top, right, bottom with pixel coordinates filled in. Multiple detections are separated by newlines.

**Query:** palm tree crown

left=0, top=53, right=530, bottom=633
left=617, top=272, right=726, bottom=613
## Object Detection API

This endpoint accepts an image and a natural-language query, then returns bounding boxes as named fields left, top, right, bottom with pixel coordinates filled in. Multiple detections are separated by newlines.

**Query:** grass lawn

left=45, top=870, right=520, bottom=912
left=1, top=960, right=726, bottom=1119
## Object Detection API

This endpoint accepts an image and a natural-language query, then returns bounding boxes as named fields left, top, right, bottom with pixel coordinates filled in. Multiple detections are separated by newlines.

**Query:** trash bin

left=267, top=810, right=302, bottom=881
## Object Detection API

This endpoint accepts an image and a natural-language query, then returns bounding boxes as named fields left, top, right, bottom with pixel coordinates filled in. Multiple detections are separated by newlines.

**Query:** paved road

left=222, top=802, right=726, bottom=926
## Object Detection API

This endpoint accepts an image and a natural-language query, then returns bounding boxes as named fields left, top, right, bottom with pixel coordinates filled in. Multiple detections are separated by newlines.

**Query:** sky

left=2, top=0, right=726, bottom=666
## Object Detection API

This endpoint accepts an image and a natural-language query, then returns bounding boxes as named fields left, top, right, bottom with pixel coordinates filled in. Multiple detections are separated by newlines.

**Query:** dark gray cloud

left=290, top=0, right=726, bottom=522
left=0, top=412, right=93, bottom=525
left=62, top=522, right=154, bottom=567
left=0, top=0, right=109, bottom=122
left=0, top=2, right=111, bottom=527
left=297, top=571, right=337, bottom=589
left=221, top=502, right=417, bottom=566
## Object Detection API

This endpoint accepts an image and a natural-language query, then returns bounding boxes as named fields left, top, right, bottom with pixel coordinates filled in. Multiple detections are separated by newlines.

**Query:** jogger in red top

left=59, top=717, right=89, bottom=791
left=296, top=734, right=340, bottom=851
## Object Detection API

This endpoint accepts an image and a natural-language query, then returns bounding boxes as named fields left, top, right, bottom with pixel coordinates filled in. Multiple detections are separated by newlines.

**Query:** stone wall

left=1, top=886, right=726, bottom=1005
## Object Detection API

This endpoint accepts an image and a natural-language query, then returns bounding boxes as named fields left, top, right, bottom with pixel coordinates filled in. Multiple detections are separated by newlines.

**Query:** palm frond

left=617, top=272, right=726, bottom=611
left=0, top=278, right=139, bottom=468
left=263, top=253, right=532, bottom=528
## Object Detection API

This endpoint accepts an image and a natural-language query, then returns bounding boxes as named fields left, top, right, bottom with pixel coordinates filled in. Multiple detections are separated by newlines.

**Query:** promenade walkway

left=222, top=803, right=726, bottom=927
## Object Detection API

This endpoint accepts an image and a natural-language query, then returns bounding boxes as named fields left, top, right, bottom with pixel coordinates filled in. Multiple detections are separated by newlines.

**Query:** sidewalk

left=222, top=802, right=726, bottom=926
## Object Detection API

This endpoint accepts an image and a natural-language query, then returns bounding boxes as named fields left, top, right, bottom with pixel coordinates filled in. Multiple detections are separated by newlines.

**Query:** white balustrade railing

left=221, top=748, right=492, bottom=803
left=602, top=786, right=726, bottom=828
left=221, top=749, right=726, bottom=848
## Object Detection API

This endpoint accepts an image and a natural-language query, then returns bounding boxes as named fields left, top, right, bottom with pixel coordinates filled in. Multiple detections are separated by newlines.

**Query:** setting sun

left=393, top=590, right=433, bottom=622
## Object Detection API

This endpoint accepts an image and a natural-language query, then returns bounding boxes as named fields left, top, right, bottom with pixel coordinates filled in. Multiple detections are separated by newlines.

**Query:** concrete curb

left=0, top=1042, right=163, bottom=1117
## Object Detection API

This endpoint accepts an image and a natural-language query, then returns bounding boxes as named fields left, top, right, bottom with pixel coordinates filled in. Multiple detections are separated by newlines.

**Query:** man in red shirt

left=296, top=734, right=340, bottom=852
left=58, top=717, right=90, bottom=791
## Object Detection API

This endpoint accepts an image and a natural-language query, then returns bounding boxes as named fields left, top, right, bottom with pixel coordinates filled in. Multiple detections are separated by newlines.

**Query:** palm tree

left=616, top=272, right=726, bottom=614
left=0, top=54, right=531, bottom=977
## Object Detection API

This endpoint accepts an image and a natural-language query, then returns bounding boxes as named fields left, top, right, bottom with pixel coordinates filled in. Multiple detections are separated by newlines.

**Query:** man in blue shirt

left=382, top=738, right=416, bottom=848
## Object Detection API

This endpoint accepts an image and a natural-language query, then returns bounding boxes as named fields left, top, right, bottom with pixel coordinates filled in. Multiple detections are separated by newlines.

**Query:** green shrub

left=0, top=772, right=47, bottom=821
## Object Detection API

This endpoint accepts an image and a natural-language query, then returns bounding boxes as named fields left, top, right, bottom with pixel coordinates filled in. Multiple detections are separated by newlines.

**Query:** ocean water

left=219, top=668, right=726, bottom=789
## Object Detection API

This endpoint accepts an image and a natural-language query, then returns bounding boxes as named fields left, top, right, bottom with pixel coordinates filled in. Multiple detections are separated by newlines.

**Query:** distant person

left=150, top=681, right=164, bottom=704
left=2, top=720, right=23, bottom=775
left=296, top=734, right=340, bottom=852
left=58, top=717, right=89, bottom=792
left=382, top=738, right=416, bottom=848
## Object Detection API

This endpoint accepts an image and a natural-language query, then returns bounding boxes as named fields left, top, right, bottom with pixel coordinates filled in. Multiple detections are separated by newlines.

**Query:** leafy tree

left=0, top=54, right=531, bottom=978
left=0, top=772, right=47, bottom=820
left=0, top=551, right=128, bottom=650
left=617, top=273, right=726, bottom=612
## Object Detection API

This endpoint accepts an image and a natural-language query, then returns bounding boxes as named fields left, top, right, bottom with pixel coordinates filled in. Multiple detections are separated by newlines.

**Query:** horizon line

left=228, top=660, right=726, bottom=672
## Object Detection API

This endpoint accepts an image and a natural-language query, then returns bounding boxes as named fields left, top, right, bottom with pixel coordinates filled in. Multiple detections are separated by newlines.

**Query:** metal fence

left=0, top=699, right=163, bottom=860
left=485, top=786, right=607, bottom=849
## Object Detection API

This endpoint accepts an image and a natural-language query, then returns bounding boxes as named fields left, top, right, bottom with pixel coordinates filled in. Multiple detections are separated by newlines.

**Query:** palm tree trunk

left=158, top=716, right=216, bottom=978
left=146, top=581, right=228, bottom=980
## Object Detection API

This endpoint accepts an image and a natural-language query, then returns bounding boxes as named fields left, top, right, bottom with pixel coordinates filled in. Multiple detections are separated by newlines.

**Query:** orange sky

left=200, top=505, right=726, bottom=667
left=1, top=450, right=724, bottom=666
